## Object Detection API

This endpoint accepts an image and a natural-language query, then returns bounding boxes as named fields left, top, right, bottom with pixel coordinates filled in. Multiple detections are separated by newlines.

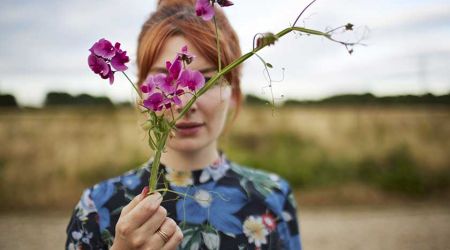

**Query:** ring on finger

left=156, top=229, right=170, bottom=243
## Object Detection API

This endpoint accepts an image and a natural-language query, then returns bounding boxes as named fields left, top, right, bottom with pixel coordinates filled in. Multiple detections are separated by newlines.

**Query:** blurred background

left=0, top=0, right=449, bottom=249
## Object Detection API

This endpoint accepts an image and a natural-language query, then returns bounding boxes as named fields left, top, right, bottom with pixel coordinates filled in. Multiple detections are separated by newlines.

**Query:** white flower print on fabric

left=202, top=231, right=220, bottom=250
left=199, top=154, right=230, bottom=183
left=75, top=189, right=97, bottom=220
left=166, top=168, right=193, bottom=187
left=282, top=210, right=293, bottom=222
left=194, top=189, right=213, bottom=207
left=243, top=216, right=269, bottom=248
left=71, top=229, right=93, bottom=245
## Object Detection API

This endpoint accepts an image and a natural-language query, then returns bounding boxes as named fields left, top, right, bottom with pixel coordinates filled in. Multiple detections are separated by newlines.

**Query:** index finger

left=121, top=186, right=149, bottom=216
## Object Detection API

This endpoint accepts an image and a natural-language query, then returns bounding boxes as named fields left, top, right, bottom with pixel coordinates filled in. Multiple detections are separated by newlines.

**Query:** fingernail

left=141, top=186, right=149, bottom=197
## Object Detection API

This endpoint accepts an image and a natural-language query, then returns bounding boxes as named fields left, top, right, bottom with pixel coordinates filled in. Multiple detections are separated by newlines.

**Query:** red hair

left=136, top=0, right=243, bottom=122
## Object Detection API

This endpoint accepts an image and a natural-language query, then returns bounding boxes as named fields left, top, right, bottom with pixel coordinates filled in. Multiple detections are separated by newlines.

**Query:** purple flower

left=110, top=43, right=129, bottom=71
left=143, top=92, right=165, bottom=111
left=101, top=67, right=115, bottom=85
left=195, top=0, right=215, bottom=21
left=88, top=53, right=110, bottom=78
left=177, top=45, right=195, bottom=65
left=90, top=38, right=116, bottom=59
left=157, top=59, right=182, bottom=94
left=167, top=58, right=182, bottom=80
left=88, top=53, right=115, bottom=85
left=179, top=69, right=205, bottom=92
left=140, top=74, right=160, bottom=94
left=88, top=38, right=130, bottom=85
left=164, top=89, right=185, bottom=109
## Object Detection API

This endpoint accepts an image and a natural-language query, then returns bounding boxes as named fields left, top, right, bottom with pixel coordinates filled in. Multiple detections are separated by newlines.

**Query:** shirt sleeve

left=65, top=189, right=109, bottom=250
left=282, top=185, right=302, bottom=250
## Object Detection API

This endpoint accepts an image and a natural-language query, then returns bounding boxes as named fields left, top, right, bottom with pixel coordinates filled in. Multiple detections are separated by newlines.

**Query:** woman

left=66, top=0, right=301, bottom=249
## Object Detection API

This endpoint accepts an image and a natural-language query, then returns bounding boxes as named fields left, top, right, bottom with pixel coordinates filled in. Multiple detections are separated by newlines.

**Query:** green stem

left=151, top=26, right=348, bottom=192
left=213, top=16, right=221, bottom=71
left=122, top=72, right=140, bottom=95
left=173, top=26, right=328, bottom=123
left=148, top=129, right=170, bottom=193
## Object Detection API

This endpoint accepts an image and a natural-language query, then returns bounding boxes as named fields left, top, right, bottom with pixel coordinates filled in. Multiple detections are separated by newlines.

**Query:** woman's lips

left=175, top=122, right=205, bottom=136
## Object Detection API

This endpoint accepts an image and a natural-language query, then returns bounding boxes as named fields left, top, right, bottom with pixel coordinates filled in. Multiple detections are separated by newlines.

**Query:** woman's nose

left=176, top=93, right=197, bottom=115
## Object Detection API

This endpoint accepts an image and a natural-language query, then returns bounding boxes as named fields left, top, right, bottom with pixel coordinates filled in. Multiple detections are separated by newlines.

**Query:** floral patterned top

left=66, top=153, right=302, bottom=250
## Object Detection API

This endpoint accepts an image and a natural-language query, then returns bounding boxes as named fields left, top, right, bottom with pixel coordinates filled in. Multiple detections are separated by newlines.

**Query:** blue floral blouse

left=66, top=153, right=302, bottom=250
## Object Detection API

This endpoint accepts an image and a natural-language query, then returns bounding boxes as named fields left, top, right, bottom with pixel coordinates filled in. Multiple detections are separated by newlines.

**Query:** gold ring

left=156, top=229, right=170, bottom=243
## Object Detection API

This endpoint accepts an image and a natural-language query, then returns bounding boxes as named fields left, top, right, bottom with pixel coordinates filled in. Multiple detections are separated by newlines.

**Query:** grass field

left=0, top=105, right=449, bottom=210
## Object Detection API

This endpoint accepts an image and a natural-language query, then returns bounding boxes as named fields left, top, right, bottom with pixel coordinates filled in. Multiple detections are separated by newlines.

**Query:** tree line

left=0, top=92, right=449, bottom=108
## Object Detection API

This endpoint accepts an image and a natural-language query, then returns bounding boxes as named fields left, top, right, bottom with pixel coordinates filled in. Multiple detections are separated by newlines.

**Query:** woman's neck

left=159, top=144, right=220, bottom=172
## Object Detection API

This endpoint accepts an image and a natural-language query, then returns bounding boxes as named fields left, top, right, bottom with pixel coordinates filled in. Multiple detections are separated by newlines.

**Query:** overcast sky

left=1, top=0, right=449, bottom=106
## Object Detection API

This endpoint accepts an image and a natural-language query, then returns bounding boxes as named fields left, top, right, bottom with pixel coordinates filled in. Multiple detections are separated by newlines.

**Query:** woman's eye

left=204, top=77, right=220, bottom=88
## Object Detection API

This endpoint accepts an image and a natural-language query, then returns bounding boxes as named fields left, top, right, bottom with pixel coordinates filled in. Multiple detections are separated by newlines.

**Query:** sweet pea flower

left=167, top=58, right=182, bottom=80
left=195, top=0, right=215, bottom=21
left=143, top=92, right=165, bottom=111
left=88, top=53, right=114, bottom=84
left=177, top=45, right=195, bottom=64
left=140, top=74, right=161, bottom=94
left=88, top=54, right=110, bottom=78
left=140, top=46, right=207, bottom=112
left=101, top=68, right=115, bottom=85
left=88, top=38, right=129, bottom=85
left=90, top=38, right=116, bottom=59
left=110, top=43, right=129, bottom=71
left=158, top=59, right=182, bottom=94
left=179, top=69, right=205, bottom=92
left=163, top=89, right=185, bottom=109
left=195, top=0, right=233, bottom=21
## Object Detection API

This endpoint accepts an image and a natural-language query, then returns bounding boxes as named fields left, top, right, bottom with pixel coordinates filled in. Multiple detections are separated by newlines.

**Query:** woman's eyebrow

left=198, top=67, right=217, bottom=74
left=149, top=67, right=167, bottom=73
left=149, top=66, right=217, bottom=74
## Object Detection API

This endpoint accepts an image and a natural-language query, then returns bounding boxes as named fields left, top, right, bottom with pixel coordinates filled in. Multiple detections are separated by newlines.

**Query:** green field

left=0, top=105, right=449, bottom=210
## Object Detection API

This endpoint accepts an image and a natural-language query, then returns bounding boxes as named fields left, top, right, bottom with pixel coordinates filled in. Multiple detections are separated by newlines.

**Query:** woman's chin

left=166, top=139, right=205, bottom=153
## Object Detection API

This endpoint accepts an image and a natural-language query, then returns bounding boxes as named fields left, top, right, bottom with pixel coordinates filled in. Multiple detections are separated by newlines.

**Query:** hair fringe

left=157, top=0, right=196, bottom=9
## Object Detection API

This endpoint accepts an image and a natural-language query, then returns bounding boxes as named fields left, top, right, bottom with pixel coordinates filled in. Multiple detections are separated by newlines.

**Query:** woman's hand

left=111, top=190, right=183, bottom=250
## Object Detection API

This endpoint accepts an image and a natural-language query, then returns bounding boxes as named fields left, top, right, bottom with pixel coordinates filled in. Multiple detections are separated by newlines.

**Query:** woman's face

left=149, top=36, right=235, bottom=153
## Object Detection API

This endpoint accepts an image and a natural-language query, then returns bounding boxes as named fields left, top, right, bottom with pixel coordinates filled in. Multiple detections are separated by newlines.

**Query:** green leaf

left=231, top=164, right=281, bottom=198
left=266, top=63, right=273, bottom=68
left=181, top=224, right=203, bottom=250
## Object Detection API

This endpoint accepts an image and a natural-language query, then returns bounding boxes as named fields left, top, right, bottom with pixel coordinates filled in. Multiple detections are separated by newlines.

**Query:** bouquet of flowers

left=87, top=0, right=360, bottom=195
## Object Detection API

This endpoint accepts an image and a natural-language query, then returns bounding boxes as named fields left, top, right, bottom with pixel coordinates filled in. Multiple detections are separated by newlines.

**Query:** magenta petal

left=169, top=58, right=182, bottom=79
left=181, top=45, right=188, bottom=54
left=108, top=71, right=115, bottom=85
left=90, top=38, right=116, bottom=59
left=143, top=92, right=164, bottom=111
left=178, top=70, right=190, bottom=88
left=88, top=53, right=110, bottom=77
left=178, top=69, right=205, bottom=91
left=99, top=65, right=114, bottom=85
left=111, top=50, right=129, bottom=71
left=153, top=73, right=167, bottom=88
left=191, top=71, right=205, bottom=91
left=177, top=45, right=195, bottom=64
left=176, top=89, right=185, bottom=96
left=195, top=0, right=215, bottom=21
left=154, top=74, right=177, bottom=95
left=140, top=84, right=149, bottom=93
left=141, top=75, right=158, bottom=94
left=172, top=95, right=182, bottom=106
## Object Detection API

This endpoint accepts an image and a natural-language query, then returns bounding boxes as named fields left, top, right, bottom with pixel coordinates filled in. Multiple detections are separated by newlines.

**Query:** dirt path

left=1, top=205, right=449, bottom=250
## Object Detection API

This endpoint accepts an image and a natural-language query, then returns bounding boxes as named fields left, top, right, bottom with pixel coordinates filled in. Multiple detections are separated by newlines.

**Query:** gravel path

left=1, top=205, right=449, bottom=250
